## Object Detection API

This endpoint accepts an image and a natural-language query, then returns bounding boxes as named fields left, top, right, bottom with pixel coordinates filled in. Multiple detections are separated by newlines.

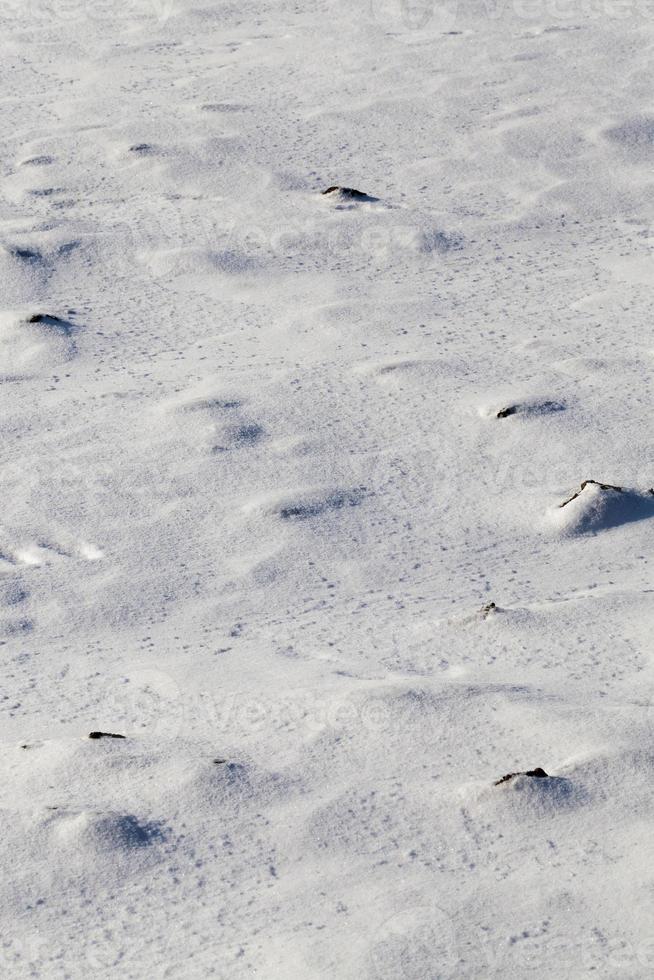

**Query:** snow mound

left=320, top=185, right=380, bottom=206
left=462, top=769, right=586, bottom=824
left=0, top=736, right=292, bottom=814
left=54, top=810, right=166, bottom=853
left=549, top=481, right=654, bottom=535
left=490, top=773, right=579, bottom=813
left=0, top=734, right=303, bottom=940
left=0, top=310, right=77, bottom=375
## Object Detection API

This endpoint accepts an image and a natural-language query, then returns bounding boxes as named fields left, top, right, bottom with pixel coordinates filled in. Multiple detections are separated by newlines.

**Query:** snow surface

left=1, top=0, right=654, bottom=977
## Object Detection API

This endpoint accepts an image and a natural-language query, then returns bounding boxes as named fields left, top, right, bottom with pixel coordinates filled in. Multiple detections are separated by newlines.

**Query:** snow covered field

left=1, top=0, right=654, bottom=976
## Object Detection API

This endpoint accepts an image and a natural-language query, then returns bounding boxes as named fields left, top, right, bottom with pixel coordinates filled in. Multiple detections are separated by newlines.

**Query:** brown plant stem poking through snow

left=559, top=480, right=623, bottom=508
left=494, top=767, right=549, bottom=786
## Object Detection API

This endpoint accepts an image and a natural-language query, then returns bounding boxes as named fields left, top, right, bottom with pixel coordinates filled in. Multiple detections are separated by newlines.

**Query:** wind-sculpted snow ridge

left=243, top=486, right=368, bottom=521
left=478, top=394, right=567, bottom=420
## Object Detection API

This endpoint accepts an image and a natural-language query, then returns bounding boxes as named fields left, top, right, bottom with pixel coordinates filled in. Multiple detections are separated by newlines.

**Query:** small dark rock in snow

left=29, top=313, right=61, bottom=325
left=88, top=731, right=126, bottom=740
left=27, top=313, right=76, bottom=338
left=495, top=767, right=549, bottom=786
